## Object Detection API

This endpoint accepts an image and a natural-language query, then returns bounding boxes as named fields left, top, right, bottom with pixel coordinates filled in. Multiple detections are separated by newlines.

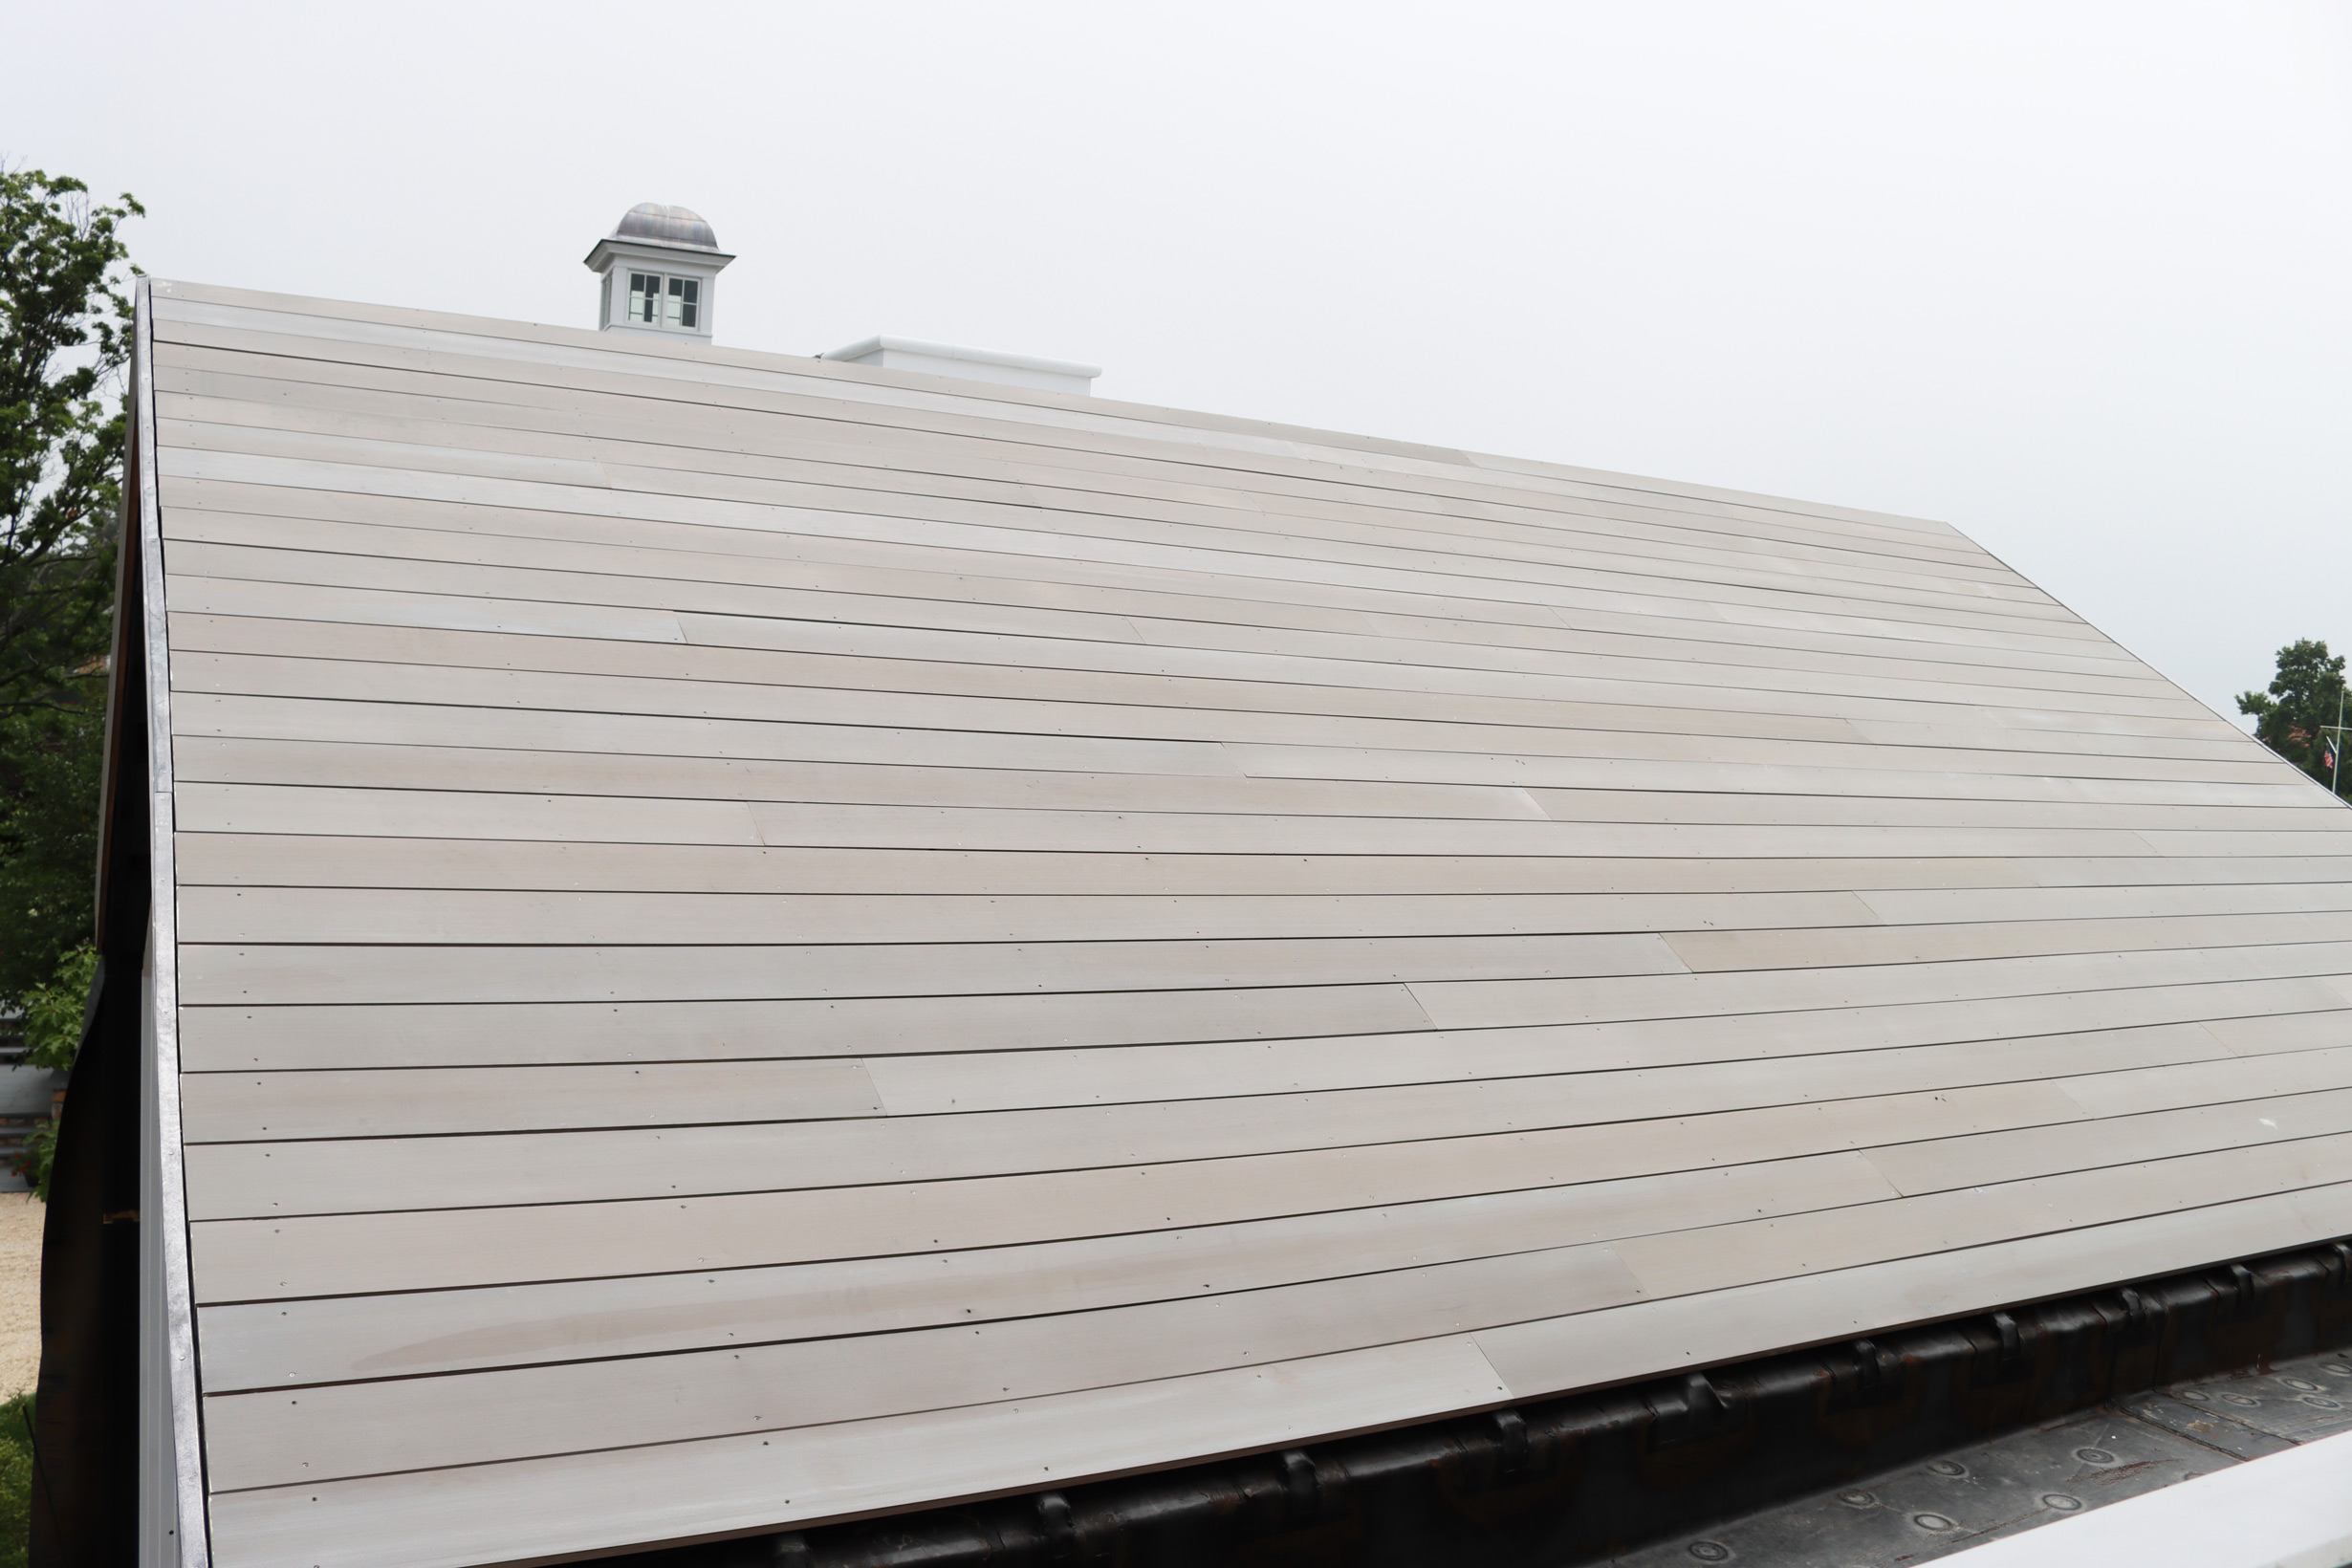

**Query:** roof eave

left=583, top=235, right=737, bottom=272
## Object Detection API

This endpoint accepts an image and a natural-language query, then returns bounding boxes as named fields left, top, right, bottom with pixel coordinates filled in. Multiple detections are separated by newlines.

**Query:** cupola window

left=626, top=272, right=701, bottom=330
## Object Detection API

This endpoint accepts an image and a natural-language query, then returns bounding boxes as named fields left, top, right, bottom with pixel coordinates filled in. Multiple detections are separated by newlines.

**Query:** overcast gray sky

left=13, top=2, right=2348, bottom=725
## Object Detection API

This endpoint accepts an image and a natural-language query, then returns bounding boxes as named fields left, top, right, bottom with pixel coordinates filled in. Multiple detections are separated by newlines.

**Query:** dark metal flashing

left=29, top=396, right=154, bottom=1567
left=610, top=1236, right=2352, bottom=1568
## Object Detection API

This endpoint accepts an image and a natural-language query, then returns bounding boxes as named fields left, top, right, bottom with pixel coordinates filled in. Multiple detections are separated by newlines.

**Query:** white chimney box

left=819, top=336, right=1100, bottom=396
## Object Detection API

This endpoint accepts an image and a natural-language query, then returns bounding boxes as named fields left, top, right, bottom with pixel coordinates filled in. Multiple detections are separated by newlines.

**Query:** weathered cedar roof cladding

left=108, top=277, right=2352, bottom=1567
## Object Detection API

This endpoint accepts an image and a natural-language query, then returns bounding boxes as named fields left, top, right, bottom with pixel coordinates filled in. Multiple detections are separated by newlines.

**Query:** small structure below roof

left=820, top=334, right=1100, bottom=396
left=584, top=202, right=734, bottom=342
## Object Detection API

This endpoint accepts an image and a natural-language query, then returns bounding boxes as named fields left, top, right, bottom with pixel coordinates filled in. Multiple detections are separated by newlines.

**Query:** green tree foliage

left=0, top=1392, right=29, bottom=1568
left=17, top=946, right=93, bottom=1074
left=0, top=709, right=103, bottom=1013
left=11, top=944, right=95, bottom=1196
left=2238, top=638, right=2349, bottom=792
left=0, top=169, right=139, bottom=1012
left=2, top=169, right=140, bottom=720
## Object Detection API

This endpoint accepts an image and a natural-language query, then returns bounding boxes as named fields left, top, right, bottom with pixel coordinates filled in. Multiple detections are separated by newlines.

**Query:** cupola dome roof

left=611, top=202, right=719, bottom=250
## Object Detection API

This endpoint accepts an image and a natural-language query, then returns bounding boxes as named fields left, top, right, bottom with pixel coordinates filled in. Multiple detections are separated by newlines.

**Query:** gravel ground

left=0, top=1196, right=38, bottom=1397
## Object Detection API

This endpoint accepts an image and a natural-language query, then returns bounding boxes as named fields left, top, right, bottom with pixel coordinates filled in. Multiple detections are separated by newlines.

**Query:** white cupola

left=584, top=203, right=734, bottom=342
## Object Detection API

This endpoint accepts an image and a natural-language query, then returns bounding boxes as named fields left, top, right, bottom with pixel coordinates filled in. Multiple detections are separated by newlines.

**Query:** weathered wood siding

left=144, top=281, right=2352, bottom=1568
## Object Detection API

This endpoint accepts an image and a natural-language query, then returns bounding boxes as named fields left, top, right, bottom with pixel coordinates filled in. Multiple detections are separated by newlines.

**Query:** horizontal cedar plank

left=156, top=482, right=1425, bottom=643
left=148, top=300, right=1994, bottom=563
left=155, top=441, right=2123, bottom=659
left=161, top=355, right=1947, bottom=629
left=157, top=374, right=2026, bottom=598
left=1530, top=788, right=2335, bottom=834
left=196, top=1152, right=1891, bottom=1390
left=198, top=1131, right=2352, bottom=1493
left=691, top=609, right=2242, bottom=758
left=1660, top=910, right=2352, bottom=973
left=175, top=885, right=1880, bottom=947
left=162, top=598, right=2220, bottom=763
left=554, top=804, right=2165, bottom=858
left=1616, top=1130, right=2352, bottom=1301
left=2058, top=1043, right=2352, bottom=1119
left=2028, top=856, right=2352, bottom=887
left=1228, top=744, right=2280, bottom=794
left=161, top=478, right=2168, bottom=693
left=2145, top=831, right=2352, bottom=856
left=172, top=734, right=1550, bottom=822
left=162, top=551, right=2199, bottom=734
left=2203, top=1010, right=2352, bottom=1054
left=179, top=1058, right=888, bottom=1141
left=1476, top=1179, right=2352, bottom=1407
left=209, top=1070, right=2352, bottom=1387
left=156, top=308, right=1539, bottom=510
left=167, top=692, right=2303, bottom=809
left=860, top=1014, right=2315, bottom=1118
left=172, top=888, right=2352, bottom=955
left=146, top=526, right=2154, bottom=766
left=1407, top=940, right=2352, bottom=1030
left=175, top=562, right=715, bottom=643
left=170, top=834, right=2041, bottom=898
left=169, top=975, right=2348, bottom=1077
left=198, top=1184, right=2352, bottom=1568
left=146, top=301, right=1971, bottom=581
left=185, top=1080, right=2078, bottom=1299
left=1867, top=1083, right=2352, bottom=1195
left=151, top=292, right=1971, bottom=553
left=165, top=432, right=1994, bottom=653
left=873, top=988, right=2352, bottom=1112
left=159, top=347, right=2010, bottom=591
left=175, top=929, right=1691, bottom=1009
left=174, top=1023, right=2339, bottom=1220
left=1340, top=608, right=2173, bottom=706
left=169, top=543, right=1176, bottom=651
left=173, top=433, right=2079, bottom=674
left=167, top=689, right=2293, bottom=811
left=193, top=1238, right=1633, bottom=1489
left=170, top=782, right=2174, bottom=858
left=202, top=1336, right=1517, bottom=1568
left=172, top=735, right=1549, bottom=823
left=174, top=692, right=1249, bottom=780
left=155, top=372, right=1724, bottom=588
left=175, top=1021, right=2240, bottom=1216
left=182, top=935, right=2352, bottom=1021
left=194, top=1016, right=2205, bottom=1141
left=165, top=408, right=2032, bottom=658
left=1848, top=716, right=2254, bottom=756
left=176, top=983, right=1440, bottom=1072
left=1862, top=882, right=2352, bottom=925
left=163, top=644, right=2062, bottom=776
left=178, top=781, right=765, bottom=846
left=168, top=612, right=2186, bottom=767
left=158, top=404, right=2055, bottom=621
